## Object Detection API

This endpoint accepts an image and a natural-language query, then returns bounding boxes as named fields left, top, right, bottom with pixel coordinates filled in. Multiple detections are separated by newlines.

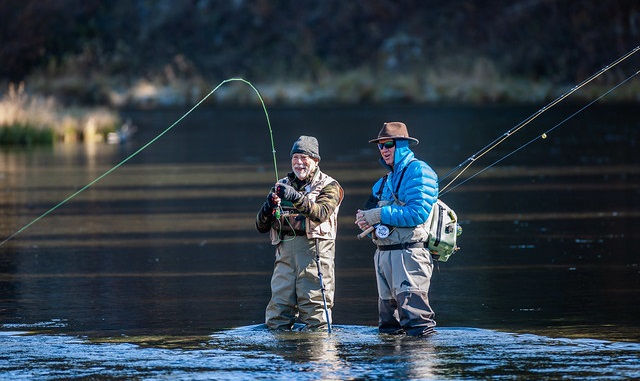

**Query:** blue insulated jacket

left=371, top=139, right=438, bottom=227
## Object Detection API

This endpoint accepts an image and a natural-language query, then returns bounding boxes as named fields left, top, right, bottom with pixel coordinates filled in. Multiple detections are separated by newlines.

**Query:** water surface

left=1, top=104, right=639, bottom=379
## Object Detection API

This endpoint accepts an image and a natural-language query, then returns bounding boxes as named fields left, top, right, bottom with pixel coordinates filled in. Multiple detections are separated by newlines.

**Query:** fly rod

left=357, top=45, right=640, bottom=239
left=0, top=78, right=278, bottom=247
left=441, top=67, right=640, bottom=195
left=438, top=46, right=640, bottom=195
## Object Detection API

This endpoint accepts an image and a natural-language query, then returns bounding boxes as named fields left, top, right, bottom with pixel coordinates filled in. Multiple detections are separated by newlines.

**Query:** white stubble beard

left=293, top=161, right=316, bottom=180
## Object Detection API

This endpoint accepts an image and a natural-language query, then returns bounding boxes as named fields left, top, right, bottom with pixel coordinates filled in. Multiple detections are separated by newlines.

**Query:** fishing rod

left=441, top=67, right=640, bottom=195
left=0, top=78, right=278, bottom=247
left=357, top=46, right=639, bottom=240
left=438, top=45, right=640, bottom=195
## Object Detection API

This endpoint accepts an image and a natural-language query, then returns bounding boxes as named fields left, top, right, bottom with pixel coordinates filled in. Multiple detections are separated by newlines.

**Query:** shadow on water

left=1, top=104, right=639, bottom=379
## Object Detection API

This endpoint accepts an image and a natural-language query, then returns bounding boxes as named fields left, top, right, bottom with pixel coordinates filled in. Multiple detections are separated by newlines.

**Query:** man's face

left=377, top=139, right=395, bottom=167
left=291, top=153, right=317, bottom=180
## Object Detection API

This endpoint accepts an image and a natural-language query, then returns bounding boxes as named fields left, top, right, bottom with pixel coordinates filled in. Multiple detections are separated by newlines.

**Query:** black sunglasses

left=377, top=140, right=395, bottom=150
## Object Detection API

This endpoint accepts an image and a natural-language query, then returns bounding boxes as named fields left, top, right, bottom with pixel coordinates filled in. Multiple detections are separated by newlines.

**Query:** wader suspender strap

left=376, top=175, right=387, bottom=199
left=433, top=202, right=444, bottom=247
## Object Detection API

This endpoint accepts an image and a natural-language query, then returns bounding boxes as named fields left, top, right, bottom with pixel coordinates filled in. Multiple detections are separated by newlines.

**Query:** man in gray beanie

left=290, top=135, right=321, bottom=161
left=256, top=135, right=343, bottom=331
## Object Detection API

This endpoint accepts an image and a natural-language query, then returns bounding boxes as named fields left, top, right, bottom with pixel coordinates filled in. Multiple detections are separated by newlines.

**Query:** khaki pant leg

left=265, top=242, right=298, bottom=330
left=297, top=238, right=335, bottom=329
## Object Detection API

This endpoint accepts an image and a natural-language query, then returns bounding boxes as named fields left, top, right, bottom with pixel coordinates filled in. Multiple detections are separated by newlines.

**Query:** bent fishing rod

left=0, top=78, right=278, bottom=247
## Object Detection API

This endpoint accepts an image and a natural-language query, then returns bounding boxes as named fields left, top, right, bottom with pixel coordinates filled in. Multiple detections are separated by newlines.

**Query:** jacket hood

left=378, top=139, right=415, bottom=172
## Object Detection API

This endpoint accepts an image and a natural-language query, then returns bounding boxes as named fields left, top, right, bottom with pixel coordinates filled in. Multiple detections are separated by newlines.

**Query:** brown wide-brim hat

left=368, top=122, right=419, bottom=145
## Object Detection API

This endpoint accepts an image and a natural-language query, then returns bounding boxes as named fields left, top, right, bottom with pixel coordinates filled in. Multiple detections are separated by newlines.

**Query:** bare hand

left=355, top=209, right=369, bottom=231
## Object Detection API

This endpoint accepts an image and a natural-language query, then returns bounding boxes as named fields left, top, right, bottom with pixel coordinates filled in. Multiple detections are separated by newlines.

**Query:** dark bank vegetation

left=1, top=0, right=639, bottom=144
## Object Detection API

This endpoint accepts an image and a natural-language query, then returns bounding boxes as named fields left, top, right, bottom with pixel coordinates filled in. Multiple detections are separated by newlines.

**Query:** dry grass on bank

left=0, top=82, right=120, bottom=145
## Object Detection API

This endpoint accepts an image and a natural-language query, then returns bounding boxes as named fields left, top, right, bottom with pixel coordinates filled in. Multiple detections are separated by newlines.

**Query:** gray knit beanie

left=290, top=135, right=321, bottom=161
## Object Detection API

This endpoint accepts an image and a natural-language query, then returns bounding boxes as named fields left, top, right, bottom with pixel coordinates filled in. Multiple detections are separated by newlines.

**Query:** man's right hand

left=267, top=192, right=278, bottom=208
left=264, top=192, right=280, bottom=213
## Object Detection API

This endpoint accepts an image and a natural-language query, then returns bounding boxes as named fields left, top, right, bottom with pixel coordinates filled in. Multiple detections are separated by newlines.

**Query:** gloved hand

left=262, top=191, right=279, bottom=214
left=266, top=192, right=278, bottom=209
left=275, top=183, right=303, bottom=202
left=360, top=207, right=381, bottom=226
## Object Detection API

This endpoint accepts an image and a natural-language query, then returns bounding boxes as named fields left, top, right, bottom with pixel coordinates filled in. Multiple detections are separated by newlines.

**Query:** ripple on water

left=1, top=324, right=639, bottom=380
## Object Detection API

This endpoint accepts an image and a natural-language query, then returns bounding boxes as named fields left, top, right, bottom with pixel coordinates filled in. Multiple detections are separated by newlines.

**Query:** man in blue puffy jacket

left=355, top=122, right=439, bottom=336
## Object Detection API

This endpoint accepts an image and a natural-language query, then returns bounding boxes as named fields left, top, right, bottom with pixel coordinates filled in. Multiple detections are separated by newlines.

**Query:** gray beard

left=293, top=167, right=310, bottom=180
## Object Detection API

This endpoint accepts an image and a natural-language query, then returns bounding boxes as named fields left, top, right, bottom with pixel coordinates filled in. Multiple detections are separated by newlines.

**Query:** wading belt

left=377, top=241, right=427, bottom=251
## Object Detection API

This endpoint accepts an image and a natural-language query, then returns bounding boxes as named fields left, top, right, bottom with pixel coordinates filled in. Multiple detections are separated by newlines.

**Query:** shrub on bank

left=0, top=82, right=121, bottom=146
left=0, top=123, right=54, bottom=146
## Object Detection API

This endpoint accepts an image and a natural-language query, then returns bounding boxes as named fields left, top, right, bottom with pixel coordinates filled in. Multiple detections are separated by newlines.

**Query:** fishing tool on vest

left=271, top=204, right=305, bottom=239
left=0, top=78, right=279, bottom=247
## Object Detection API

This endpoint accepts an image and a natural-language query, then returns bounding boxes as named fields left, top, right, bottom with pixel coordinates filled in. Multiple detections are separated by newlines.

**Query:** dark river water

left=1, top=103, right=639, bottom=380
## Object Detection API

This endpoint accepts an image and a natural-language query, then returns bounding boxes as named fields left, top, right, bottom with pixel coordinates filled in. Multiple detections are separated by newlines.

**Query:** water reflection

left=208, top=325, right=455, bottom=380
left=0, top=104, right=639, bottom=379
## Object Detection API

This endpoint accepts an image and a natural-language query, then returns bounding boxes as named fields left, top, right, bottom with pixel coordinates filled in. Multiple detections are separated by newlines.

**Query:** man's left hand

left=355, top=208, right=381, bottom=229
left=275, top=183, right=303, bottom=202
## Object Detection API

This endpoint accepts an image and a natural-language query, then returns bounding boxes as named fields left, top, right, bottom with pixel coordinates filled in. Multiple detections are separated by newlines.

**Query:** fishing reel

left=374, top=224, right=390, bottom=239
left=357, top=223, right=391, bottom=240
